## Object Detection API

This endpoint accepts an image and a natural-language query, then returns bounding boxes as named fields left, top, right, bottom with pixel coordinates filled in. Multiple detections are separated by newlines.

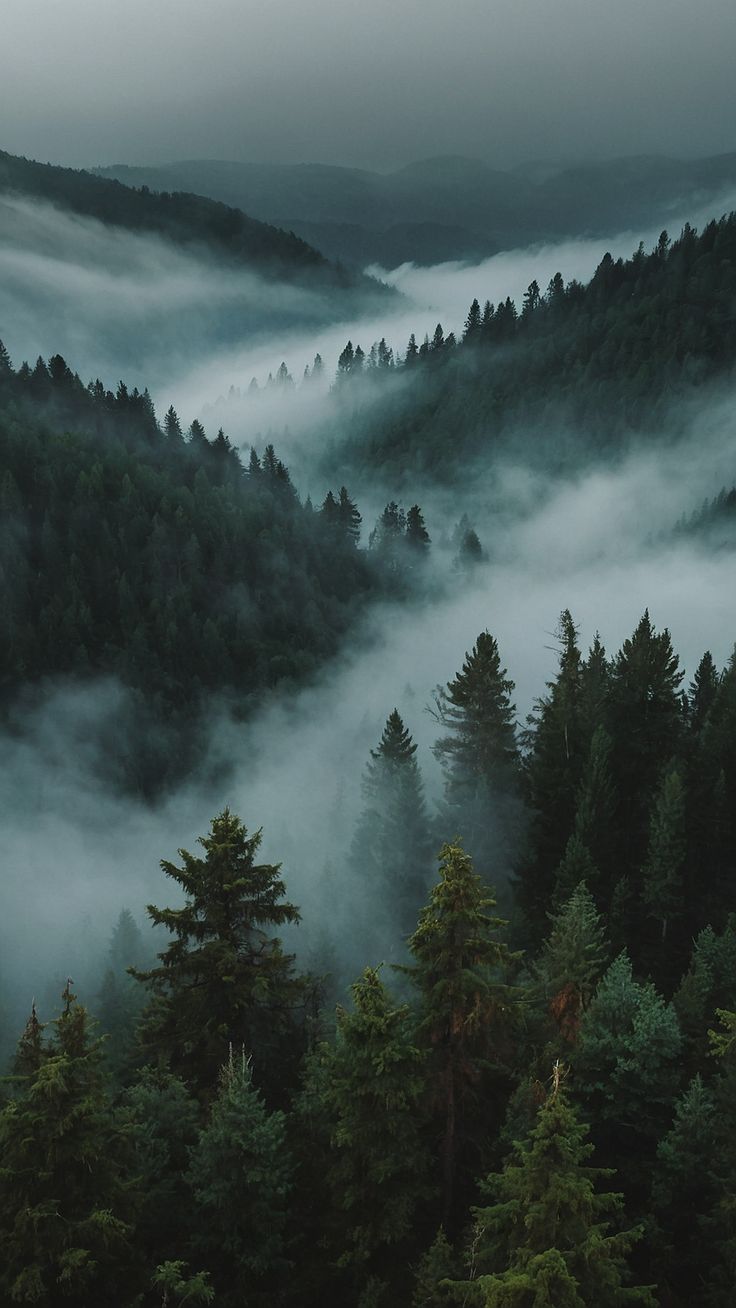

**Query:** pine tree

left=572, top=953, right=682, bottom=1201
left=163, top=405, right=183, bottom=442
left=432, top=632, right=520, bottom=878
left=689, top=650, right=719, bottom=735
left=572, top=725, right=617, bottom=894
left=186, top=1052, right=292, bottom=1306
left=349, top=710, right=433, bottom=956
left=133, top=809, right=307, bottom=1100
left=412, top=1228, right=459, bottom=1306
left=551, top=834, right=599, bottom=910
left=520, top=612, right=586, bottom=935
left=406, top=504, right=431, bottom=552
left=445, top=1082, right=654, bottom=1307
left=337, top=485, right=362, bottom=545
left=607, top=611, right=684, bottom=871
left=535, top=883, right=608, bottom=1043
left=463, top=299, right=482, bottom=342
left=407, top=842, right=518, bottom=1225
left=650, top=1076, right=724, bottom=1305
left=313, top=968, right=431, bottom=1287
left=641, top=764, right=686, bottom=973
left=119, top=1067, right=200, bottom=1271
left=0, top=984, right=138, bottom=1304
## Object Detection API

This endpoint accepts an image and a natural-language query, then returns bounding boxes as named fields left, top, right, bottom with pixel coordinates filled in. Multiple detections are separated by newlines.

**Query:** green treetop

left=443, top=1079, right=654, bottom=1307
left=133, top=808, right=307, bottom=1100
left=407, top=842, right=519, bottom=1226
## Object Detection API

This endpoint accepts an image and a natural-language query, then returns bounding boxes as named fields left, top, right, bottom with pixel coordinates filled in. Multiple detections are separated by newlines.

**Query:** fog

left=0, top=194, right=359, bottom=387
left=2, top=403, right=735, bottom=1033
left=2, top=0, right=736, bottom=170
left=2, top=184, right=736, bottom=1047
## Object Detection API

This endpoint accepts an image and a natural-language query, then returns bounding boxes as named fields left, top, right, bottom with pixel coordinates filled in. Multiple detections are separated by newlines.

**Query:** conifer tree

left=650, top=1075, right=724, bottom=1304
left=186, top=1052, right=292, bottom=1306
left=535, top=883, right=608, bottom=1043
left=689, top=650, right=719, bottom=735
left=406, top=504, right=431, bottom=552
left=407, top=842, right=518, bottom=1225
left=163, top=405, right=183, bottom=442
left=551, top=833, right=599, bottom=910
left=433, top=632, right=520, bottom=877
left=133, top=809, right=307, bottom=1100
left=313, top=968, right=431, bottom=1289
left=412, top=1228, right=458, bottom=1306
left=641, top=764, right=686, bottom=971
left=444, top=1081, right=654, bottom=1307
left=572, top=952, right=682, bottom=1201
left=572, top=725, right=617, bottom=893
left=607, top=612, right=684, bottom=870
left=521, top=612, right=586, bottom=934
left=0, top=984, right=138, bottom=1304
left=337, top=485, right=362, bottom=545
left=119, top=1067, right=200, bottom=1272
left=350, top=709, right=433, bottom=955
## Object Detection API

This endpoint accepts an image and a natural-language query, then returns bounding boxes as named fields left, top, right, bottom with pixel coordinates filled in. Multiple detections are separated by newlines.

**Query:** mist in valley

left=3, top=187, right=736, bottom=1040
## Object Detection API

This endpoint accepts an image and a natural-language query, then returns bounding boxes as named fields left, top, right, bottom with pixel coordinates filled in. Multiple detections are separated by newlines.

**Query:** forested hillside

left=0, top=149, right=389, bottom=297
left=326, top=215, right=736, bottom=479
left=0, top=343, right=429, bottom=790
left=96, top=150, right=736, bottom=267
left=2, top=610, right=735, bottom=1307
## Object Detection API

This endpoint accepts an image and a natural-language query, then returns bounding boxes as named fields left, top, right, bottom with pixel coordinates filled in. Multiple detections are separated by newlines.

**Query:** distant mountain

left=0, top=149, right=390, bottom=301
left=95, top=151, right=736, bottom=267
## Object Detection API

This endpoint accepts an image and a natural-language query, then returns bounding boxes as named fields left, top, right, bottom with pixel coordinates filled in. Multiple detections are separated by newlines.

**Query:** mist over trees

left=2, top=145, right=736, bottom=1308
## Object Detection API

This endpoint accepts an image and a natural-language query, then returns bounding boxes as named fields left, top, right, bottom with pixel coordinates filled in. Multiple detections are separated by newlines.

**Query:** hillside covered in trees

left=2, top=609, right=736, bottom=1306
left=0, top=148, right=391, bottom=299
left=320, top=215, right=736, bottom=480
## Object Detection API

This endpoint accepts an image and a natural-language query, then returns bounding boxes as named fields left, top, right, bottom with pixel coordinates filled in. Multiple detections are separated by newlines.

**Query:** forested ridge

left=2, top=610, right=736, bottom=1306
left=0, top=148, right=390, bottom=298
left=2, top=182, right=736, bottom=1307
left=325, top=215, right=736, bottom=478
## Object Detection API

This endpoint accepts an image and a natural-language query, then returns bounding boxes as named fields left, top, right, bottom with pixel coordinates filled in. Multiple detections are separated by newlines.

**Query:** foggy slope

left=95, top=150, right=736, bottom=266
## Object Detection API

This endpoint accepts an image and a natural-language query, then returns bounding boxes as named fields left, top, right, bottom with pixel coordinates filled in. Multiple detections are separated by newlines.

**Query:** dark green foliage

left=336, top=217, right=736, bottom=479
left=349, top=709, right=434, bottom=957
left=186, top=1054, right=292, bottom=1305
left=0, top=984, right=138, bottom=1304
left=119, top=1068, right=200, bottom=1271
left=572, top=953, right=682, bottom=1204
left=407, top=843, right=519, bottom=1226
left=535, top=883, right=608, bottom=1044
left=445, top=1085, right=654, bottom=1307
left=133, top=809, right=308, bottom=1100
left=307, top=967, right=431, bottom=1293
left=650, top=1076, right=725, bottom=1305
left=433, top=632, right=521, bottom=879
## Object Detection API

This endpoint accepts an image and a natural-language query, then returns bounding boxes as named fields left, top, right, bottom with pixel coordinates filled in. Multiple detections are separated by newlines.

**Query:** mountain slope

left=95, top=151, right=736, bottom=266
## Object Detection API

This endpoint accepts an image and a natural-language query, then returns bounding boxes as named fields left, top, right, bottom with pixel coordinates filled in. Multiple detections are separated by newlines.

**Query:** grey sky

left=2, top=0, right=736, bottom=170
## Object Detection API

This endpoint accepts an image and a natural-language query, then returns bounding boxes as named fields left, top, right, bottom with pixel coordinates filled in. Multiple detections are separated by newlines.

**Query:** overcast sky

left=2, top=0, right=736, bottom=171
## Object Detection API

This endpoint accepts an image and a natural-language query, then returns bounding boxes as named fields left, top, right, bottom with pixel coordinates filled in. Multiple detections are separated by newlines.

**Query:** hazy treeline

left=0, top=344, right=456, bottom=791
left=2, top=607, right=736, bottom=1306
left=318, top=215, right=736, bottom=480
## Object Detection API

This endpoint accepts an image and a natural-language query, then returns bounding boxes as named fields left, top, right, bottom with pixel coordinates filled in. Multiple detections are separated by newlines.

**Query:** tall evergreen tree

left=572, top=952, right=682, bottom=1204
left=310, top=967, right=431, bottom=1296
left=432, top=632, right=521, bottom=878
left=407, top=842, right=518, bottom=1226
left=186, top=1052, right=292, bottom=1307
left=535, top=883, right=608, bottom=1044
left=0, top=984, right=138, bottom=1305
left=133, top=809, right=307, bottom=1100
left=444, top=1082, right=654, bottom=1307
left=349, top=710, right=433, bottom=957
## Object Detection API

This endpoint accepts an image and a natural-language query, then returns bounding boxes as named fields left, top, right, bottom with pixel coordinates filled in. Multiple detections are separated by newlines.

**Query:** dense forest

left=317, top=214, right=736, bottom=480
left=96, top=151, right=736, bottom=268
left=2, top=145, right=736, bottom=1306
left=0, top=149, right=389, bottom=296
left=0, top=342, right=448, bottom=791
left=2, top=608, right=736, bottom=1306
